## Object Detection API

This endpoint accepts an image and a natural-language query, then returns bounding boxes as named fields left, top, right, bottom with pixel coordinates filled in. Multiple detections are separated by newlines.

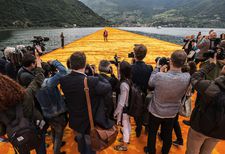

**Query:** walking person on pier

left=60, top=32, right=65, bottom=49
left=103, top=30, right=108, bottom=42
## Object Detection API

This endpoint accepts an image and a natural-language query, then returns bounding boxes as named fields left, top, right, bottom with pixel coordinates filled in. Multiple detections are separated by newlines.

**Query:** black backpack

left=124, top=80, right=145, bottom=117
left=0, top=104, right=41, bottom=153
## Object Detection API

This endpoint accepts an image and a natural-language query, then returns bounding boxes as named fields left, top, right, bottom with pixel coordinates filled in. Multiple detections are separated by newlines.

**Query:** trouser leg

left=122, top=113, right=131, bottom=143
left=75, top=134, right=96, bottom=154
left=161, top=117, right=175, bottom=154
left=36, top=129, right=47, bottom=154
left=200, top=137, right=220, bottom=154
left=147, top=113, right=161, bottom=154
left=186, top=128, right=206, bottom=154
left=173, top=114, right=183, bottom=142
left=49, top=114, right=67, bottom=154
left=135, top=116, right=143, bottom=137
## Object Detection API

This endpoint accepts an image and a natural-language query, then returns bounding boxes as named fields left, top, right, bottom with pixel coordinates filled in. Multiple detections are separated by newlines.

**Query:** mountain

left=0, top=0, right=107, bottom=28
left=80, top=0, right=225, bottom=28
left=151, top=0, right=225, bottom=27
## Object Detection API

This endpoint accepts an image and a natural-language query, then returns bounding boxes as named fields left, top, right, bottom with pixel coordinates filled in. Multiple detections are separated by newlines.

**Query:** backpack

left=125, top=80, right=145, bottom=117
left=0, top=104, right=41, bottom=153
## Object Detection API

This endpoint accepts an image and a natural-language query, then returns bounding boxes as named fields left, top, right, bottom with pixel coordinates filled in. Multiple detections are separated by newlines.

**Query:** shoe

left=60, top=152, right=66, bottom=154
left=117, top=138, right=130, bottom=144
left=183, top=120, right=190, bottom=126
left=135, top=128, right=141, bottom=138
left=61, top=141, right=66, bottom=147
left=114, top=145, right=128, bottom=151
left=144, top=146, right=149, bottom=154
left=173, top=140, right=183, bottom=146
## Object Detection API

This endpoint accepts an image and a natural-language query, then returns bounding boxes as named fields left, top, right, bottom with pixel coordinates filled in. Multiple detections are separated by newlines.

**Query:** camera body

left=203, top=47, right=225, bottom=60
left=209, top=38, right=221, bottom=50
left=155, top=57, right=170, bottom=66
left=128, top=52, right=134, bottom=58
left=110, top=54, right=120, bottom=67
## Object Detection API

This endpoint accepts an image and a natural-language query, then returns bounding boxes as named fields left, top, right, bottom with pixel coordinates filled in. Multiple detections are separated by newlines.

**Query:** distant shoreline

left=125, top=30, right=184, bottom=45
left=1, top=26, right=225, bottom=32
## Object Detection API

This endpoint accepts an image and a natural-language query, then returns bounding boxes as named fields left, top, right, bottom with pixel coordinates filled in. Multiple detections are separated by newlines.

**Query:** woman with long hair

left=114, top=61, right=132, bottom=151
left=0, top=55, right=45, bottom=154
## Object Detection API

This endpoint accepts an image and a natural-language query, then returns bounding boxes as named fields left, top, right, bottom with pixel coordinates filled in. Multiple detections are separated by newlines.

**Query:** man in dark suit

left=131, top=44, right=153, bottom=137
left=60, top=52, right=112, bottom=154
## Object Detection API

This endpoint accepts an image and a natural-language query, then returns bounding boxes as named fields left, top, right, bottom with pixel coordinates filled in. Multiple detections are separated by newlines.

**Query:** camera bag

left=0, top=104, right=41, bottom=153
left=84, top=77, right=118, bottom=151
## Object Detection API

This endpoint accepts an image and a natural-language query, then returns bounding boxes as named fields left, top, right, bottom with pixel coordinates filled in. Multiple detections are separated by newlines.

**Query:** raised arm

left=45, top=60, right=67, bottom=87
left=191, top=62, right=216, bottom=94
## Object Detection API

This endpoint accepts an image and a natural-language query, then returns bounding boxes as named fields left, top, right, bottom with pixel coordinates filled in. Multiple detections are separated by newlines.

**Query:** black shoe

left=183, top=120, right=190, bottom=126
left=135, top=126, right=142, bottom=138
left=61, top=141, right=66, bottom=147
left=135, top=128, right=142, bottom=138
left=60, top=152, right=66, bottom=154
left=173, top=140, right=183, bottom=146
left=144, top=146, right=149, bottom=154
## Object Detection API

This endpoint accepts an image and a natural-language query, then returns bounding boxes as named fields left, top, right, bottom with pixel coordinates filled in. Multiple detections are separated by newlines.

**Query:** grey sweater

left=148, top=68, right=190, bottom=118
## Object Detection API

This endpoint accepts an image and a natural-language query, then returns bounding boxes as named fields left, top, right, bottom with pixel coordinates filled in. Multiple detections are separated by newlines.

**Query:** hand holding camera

left=209, top=53, right=217, bottom=65
left=35, top=50, right=42, bottom=68
left=160, top=65, right=168, bottom=72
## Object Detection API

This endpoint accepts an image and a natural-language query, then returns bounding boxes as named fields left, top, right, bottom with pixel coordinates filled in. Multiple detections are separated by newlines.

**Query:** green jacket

left=0, top=67, right=44, bottom=136
left=200, top=61, right=223, bottom=80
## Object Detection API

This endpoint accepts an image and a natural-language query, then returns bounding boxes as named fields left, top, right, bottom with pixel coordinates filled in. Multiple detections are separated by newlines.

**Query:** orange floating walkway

left=0, top=28, right=224, bottom=154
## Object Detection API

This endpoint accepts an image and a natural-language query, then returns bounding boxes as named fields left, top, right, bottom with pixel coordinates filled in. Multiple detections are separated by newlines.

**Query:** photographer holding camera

left=183, top=35, right=196, bottom=55
left=36, top=60, right=68, bottom=154
left=199, top=40, right=225, bottom=80
left=98, top=60, right=119, bottom=92
left=130, top=44, right=153, bottom=137
left=146, top=50, right=190, bottom=154
left=196, top=31, right=219, bottom=62
left=98, top=60, right=119, bottom=120
left=186, top=53, right=225, bottom=154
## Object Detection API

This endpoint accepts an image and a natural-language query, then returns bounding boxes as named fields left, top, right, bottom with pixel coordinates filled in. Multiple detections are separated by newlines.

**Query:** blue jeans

left=75, top=134, right=96, bottom=154
left=47, top=113, right=67, bottom=154
left=36, top=129, right=47, bottom=154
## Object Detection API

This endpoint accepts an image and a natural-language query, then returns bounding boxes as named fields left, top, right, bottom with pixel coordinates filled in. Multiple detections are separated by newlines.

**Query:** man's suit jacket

left=60, top=71, right=112, bottom=134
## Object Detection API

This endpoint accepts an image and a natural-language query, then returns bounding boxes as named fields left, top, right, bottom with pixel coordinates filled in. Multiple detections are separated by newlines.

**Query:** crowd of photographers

left=0, top=30, right=224, bottom=154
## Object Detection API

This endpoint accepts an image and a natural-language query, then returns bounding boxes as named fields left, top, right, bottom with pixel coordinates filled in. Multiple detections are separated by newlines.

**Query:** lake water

left=1, top=27, right=225, bottom=54
left=0, top=27, right=102, bottom=53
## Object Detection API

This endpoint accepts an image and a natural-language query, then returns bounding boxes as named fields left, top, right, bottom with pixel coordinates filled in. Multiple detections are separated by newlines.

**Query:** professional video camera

left=110, top=54, right=120, bottom=67
left=28, top=36, right=50, bottom=56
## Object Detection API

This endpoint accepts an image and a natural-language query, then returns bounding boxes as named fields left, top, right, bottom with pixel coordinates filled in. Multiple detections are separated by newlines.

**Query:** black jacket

left=17, top=66, right=35, bottom=87
left=0, top=58, right=7, bottom=74
left=60, top=71, right=112, bottom=134
left=131, top=61, right=153, bottom=94
left=191, top=63, right=225, bottom=139
left=99, top=73, right=119, bottom=92
left=5, top=62, right=20, bottom=81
